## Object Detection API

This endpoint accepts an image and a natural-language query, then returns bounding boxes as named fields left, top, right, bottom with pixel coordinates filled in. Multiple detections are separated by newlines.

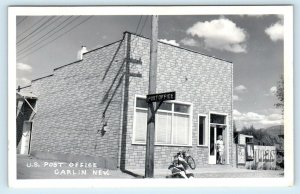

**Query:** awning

left=16, top=92, right=38, bottom=117
left=16, top=92, right=38, bottom=100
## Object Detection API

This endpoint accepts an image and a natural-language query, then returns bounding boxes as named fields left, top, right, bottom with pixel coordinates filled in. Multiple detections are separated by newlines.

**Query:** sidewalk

left=17, top=155, right=284, bottom=179
left=127, top=165, right=284, bottom=178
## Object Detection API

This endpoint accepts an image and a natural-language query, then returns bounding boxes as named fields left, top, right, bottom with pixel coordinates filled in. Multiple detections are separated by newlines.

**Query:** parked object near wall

left=247, top=145, right=277, bottom=170
left=235, top=133, right=277, bottom=170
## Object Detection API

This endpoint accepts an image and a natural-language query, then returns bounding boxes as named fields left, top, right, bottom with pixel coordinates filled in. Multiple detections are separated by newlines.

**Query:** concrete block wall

left=123, top=33, right=233, bottom=169
left=17, top=32, right=233, bottom=170
left=20, top=39, right=127, bottom=169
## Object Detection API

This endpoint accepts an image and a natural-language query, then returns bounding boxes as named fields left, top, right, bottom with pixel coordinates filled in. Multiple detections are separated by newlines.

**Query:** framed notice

left=237, top=144, right=246, bottom=165
left=246, top=144, right=254, bottom=161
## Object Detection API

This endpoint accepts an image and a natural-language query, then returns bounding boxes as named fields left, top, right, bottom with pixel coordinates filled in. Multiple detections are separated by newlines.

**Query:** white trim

left=197, top=113, right=208, bottom=146
left=208, top=111, right=229, bottom=164
left=132, top=95, right=193, bottom=146
left=19, top=120, right=33, bottom=155
left=132, top=142, right=193, bottom=147
left=210, top=111, right=228, bottom=116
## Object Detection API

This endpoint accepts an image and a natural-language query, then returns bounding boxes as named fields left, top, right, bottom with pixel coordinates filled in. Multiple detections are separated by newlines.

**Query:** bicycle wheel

left=186, top=156, right=196, bottom=170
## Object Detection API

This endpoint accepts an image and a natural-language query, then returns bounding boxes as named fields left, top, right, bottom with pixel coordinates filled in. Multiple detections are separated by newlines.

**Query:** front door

left=209, top=125, right=226, bottom=164
left=20, top=121, right=32, bottom=155
left=208, top=126, right=217, bottom=164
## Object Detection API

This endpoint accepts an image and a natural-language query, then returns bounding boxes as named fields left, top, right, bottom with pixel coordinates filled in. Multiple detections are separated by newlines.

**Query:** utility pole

left=145, top=15, right=158, bottom=178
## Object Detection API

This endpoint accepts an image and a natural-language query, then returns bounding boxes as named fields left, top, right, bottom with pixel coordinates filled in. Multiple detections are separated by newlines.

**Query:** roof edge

left=16, top=85, right=31, bottom=90
left=32, top=74, right=54, bottom=82
left=123, top=31, right=233, bottom=64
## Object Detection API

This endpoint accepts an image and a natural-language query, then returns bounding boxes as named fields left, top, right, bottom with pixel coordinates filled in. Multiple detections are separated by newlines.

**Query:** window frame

left=132, top=94, right=193, bottom=147
left=209, top=112, right=228, bottom=126
left=208, top=111, right=229, bottom=164
left=197, top=114, right=208, bottom=147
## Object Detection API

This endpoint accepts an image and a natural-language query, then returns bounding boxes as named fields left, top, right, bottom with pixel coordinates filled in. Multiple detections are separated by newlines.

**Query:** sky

left=16, top=15, right=284, bottom=130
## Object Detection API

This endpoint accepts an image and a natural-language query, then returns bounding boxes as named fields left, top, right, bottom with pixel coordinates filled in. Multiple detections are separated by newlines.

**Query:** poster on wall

left=246, top=144, right=254, bottom=161
left=237, top=145, right=246, bottom=165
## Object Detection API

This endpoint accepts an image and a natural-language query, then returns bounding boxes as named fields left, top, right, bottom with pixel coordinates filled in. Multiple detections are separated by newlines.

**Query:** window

left=210, top=114, right=226, bottom=124
left=198, top=115, right=207, bottom=146
left=133, top=97, right=192, bottom=146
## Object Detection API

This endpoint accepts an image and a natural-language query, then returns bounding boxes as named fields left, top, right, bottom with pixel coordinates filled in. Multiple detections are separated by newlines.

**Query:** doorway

left=19, top=121, right=33, bottom=155
left=208, top=113, right=227, bottom=164
left=209, top=125, right=226, bottom=164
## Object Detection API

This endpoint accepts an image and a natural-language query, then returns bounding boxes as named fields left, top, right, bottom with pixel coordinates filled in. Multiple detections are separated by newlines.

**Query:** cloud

left=233, top=109, right=242, bottom=116
left=17, top=62, right=32, bottom=72
left=270, top=86, right=277, bottom=95
left=186, top=18, right=247, bottom=53
left=234, top=85, right=247, bottom=93
left=265, top=22, right=283, bottom=42
left=17, top=77, right=31, bottom=86
left=233, top=95, right=241, bottom=101
left=180, top=38, right=199, bottom=47
left=159, top=39, right=180, bottom=46
left=264, top=86, right=277, bottom=96
left=233, top=109, right=283, bottom=129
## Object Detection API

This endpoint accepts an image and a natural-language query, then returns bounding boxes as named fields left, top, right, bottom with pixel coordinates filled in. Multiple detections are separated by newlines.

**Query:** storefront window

left=198, top=115, right=206, bottom=145
left=133, top=97, right=191, bottom=146
left=210, top=114, right=226, bottom=124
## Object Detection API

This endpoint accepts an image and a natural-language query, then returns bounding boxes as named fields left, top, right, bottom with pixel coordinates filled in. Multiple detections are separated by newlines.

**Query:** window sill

left=132, top=142, right=192, bottom=147
left=197, top=145, right=209, bottom=148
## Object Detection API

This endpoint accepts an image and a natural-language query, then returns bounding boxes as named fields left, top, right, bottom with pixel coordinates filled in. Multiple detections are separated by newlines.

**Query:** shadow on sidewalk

left=121, top=169, right=144, bottom=178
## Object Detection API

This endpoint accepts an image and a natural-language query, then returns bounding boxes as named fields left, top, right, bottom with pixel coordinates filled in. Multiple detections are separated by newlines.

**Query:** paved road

left=17, top=155, right=284, bottom=179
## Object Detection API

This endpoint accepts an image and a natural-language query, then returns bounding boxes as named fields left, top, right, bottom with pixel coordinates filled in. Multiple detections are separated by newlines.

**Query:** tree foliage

left=275, top=75, right=284, bottom=112
left=240, top=125, right=280, bottom=146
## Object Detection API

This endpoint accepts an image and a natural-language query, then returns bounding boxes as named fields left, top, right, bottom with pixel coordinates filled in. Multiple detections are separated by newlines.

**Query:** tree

left=275, top=75, right=284, bottom=113
left=240, top=125, right=280, bottom=146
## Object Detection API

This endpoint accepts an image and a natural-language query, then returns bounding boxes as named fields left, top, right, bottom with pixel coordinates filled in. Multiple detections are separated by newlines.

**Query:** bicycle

left=175, top=150, right=196, bottom=170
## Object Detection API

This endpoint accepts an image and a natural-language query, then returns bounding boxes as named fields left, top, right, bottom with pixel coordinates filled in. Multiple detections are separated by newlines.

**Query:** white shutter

left=134, top=109, right=147, bottom=143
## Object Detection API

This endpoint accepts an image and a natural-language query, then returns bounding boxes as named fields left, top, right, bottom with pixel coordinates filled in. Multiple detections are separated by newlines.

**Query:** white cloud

left=17, top=62, right=32, bottom=71
left=265, top=22, right=283, bottom=42
left=180, top=38, right=199, bottom=47
left=268, top=113, right=283, bottom=121
left=186, top=18, right=247, bottom=53
left=17, top=77, right=31, bottom=86
left=234, top=85, right=247, bottom=93
left=270, top=86, right=277, bottom=95
left=244, top=112, right=265, bottom=121
left=159, top=39, right=180, bottom=46
left=264, top=86, right=277, bottom=96
left=233, top=95, right=241, bottom=101
left=233, top=109, right=241, bottom=116
left=234, top=109, right=283, bottom=129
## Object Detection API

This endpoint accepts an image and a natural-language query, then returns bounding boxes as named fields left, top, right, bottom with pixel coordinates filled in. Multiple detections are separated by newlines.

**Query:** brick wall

left=20, top=38, right=127, bottom=169
left=18, top=32, right=233, bottom=170
left=122, top=33, right=233, bottom=169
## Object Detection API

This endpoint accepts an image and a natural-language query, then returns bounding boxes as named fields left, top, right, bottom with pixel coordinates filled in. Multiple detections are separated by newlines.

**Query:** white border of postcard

left=8, top=5, right=293, bottom=188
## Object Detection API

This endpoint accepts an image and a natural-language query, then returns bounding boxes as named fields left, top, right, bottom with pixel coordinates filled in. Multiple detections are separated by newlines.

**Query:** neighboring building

left=16, top=31, right=234, bottom=170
